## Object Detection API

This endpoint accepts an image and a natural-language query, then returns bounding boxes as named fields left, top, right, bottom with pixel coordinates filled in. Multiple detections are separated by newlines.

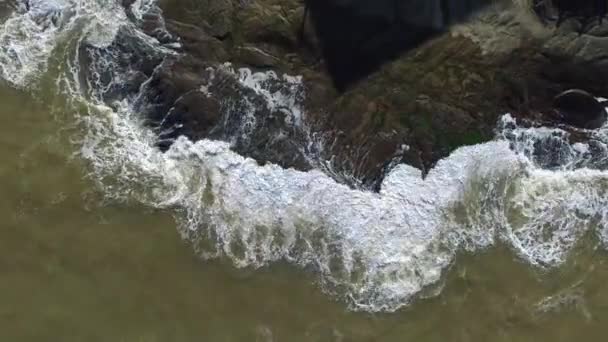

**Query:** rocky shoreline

left=119, top=0, right=608, bottom=187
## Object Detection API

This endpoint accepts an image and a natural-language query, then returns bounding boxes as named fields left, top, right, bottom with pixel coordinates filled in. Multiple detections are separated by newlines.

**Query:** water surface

left=2, top=0, right=608, bottom=340
left=2, top=81, right=608, bottom=341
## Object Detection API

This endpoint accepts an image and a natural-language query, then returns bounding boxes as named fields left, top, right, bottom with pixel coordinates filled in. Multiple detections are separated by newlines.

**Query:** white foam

left=3, top=0, right=608, bottom=312
left=81, top=97, right=525, bottom=311
left=81, top=91, right=608, bottom=311
left=0, top=0, right=130, bottom=87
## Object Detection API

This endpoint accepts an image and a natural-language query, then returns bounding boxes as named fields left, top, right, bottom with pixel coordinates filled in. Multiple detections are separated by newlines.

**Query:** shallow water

left=0, top=81, right=608, bottom=341
left=2, top=72, right=608, bottom=342
left=3, top=0, right=608, bottom=340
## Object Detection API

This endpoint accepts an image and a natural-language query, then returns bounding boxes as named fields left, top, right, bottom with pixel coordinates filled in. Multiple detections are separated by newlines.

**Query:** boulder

left=157, top=90, right=222, bottom=149
left=160, top=0, right=234, bottom=38
left=234, top=46, right=280, bottom=68
left=553, top=89, right=607, bottom=128
left=139, top=56, right=314, bottom=171
left=142, top=56, right=213, bottom=125
left=165, top=20, right=228, bottom=62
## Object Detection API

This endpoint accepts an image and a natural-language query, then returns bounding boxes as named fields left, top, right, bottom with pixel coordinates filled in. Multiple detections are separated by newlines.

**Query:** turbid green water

left=2, top=80, right=608, bottom=341
left=3, top=0, right=608, bottom=340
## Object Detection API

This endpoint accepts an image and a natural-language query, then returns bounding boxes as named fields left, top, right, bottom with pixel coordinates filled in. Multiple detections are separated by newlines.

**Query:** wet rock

left=165, top=20, right=228, bottom=62
left=236, top=2, right=297, bottom=50
left=551, top=0, right=608, bottom=25
left=553, top=89, right=607, bottom=129
left=148, top=0, right=608, bottom=186
left=121, top=0, right=136, bottom=8
left=305, top=0, right=492, bottom=88
left=79, top=26, right=165, bottom=103
left=121, top=71, right=149, bottom=96
left=142, top=56, right=212, bottom=124
left=157, top=90, right=222, bottom=149
left=139, top=9, right=175, bottom=44
left=160, top=0, right=234, bottom=38
left=235, top=46, right=280, bottom=68
left=539, top=2, right=608, bottom=96
left=140, top=55, right=314, bottom=171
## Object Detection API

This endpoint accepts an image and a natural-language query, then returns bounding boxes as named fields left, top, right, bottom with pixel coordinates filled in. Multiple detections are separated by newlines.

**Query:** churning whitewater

left=2, top=0, right=608, bottom=312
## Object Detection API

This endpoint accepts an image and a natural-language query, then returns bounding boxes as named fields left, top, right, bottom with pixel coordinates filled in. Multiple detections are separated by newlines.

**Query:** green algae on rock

left=150, top=0, right=608, bottom=186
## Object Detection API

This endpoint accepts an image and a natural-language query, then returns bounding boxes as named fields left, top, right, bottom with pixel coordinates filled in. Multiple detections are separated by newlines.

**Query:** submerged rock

left=553, top=89, right=607, bottom=129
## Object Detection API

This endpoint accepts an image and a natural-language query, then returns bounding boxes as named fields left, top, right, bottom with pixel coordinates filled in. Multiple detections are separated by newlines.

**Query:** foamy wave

left=81, top=96, right=608, bottom=311
left=0, top=0, right=131, bottom=87
left=81, top=96, right=521, bottom=311
left=3, top=0, right=608, bottom=312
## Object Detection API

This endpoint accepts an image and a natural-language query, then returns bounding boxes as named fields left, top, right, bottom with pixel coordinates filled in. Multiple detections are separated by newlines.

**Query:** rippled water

left=3, top=0, right=608, bottom=340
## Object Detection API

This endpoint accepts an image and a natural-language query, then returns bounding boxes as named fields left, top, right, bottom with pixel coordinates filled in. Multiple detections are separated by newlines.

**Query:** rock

left=139, top=55, right=314, bottom=171
left=157, top=90, right=222, bottom=148
left=148, top=0, right=608, bottom=186
left=305, top=0, right=493, bottom=88
left=551, top=0, right=608, bottom=25
left=236, top=2, right=298, bottom=51
left=121, top=0, right=136, bottom=8
left=160, top=0, right=234, bottom=38
left=202, top=0, right=234, bottom=38
left=165, top=20, right=228, bottom=62
left=142, top=56, right=212, bottom=124
left=553, top=89, right=607, bottom=128
left=235, top=46, right=280, bottom=68
left=139, top=9, right=175, bottom=44
left=78, top=26, right=165, bottom=103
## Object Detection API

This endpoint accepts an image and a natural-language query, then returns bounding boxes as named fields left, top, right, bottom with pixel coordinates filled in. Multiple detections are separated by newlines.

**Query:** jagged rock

left=79, top=26, right=165, bottom=104
left=160, top=0, right=234, bottom=38
left=139, top=55, right=314, bottom=170
left=142, top=56, right=213, bottom=125
left=151, top=0, right=608, bottom=186
left=553, top=89, right=607, bottom=128
left=139, top=9, right=175, bottom=44
left=235, top=46, right=280, bottom=67
left=541, top=24, right=608, bottom=95
left=165, top=20, right=228, bottom=62
left=121, top=0, right=136, bottom=8
left=552, top=0, right=608, bottom=24
left=235, top=2, right=297, bottom=49
left=157, top=90, right=222, bottom=148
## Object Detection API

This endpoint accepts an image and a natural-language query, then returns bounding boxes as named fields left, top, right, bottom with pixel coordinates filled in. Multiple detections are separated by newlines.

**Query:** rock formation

left=120, top=0, right=608, bottom=187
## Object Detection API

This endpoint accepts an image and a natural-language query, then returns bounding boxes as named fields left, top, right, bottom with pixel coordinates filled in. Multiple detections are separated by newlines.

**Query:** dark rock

left=139, top=55, right=314, bottom=171
left=78, top=26, right=165, bottom=103
left=157, top=90, right=222, bottom=148
left=165, top=20, right=228, bottom=61
left=121, top=71, right=149, bottom=96
left=235, top=46, right=280, bottom=68
left=236, top=4, right=297, bottom=49
left=304, top=0, right=492, bottom=89
left=142, top=56, right=212, bottom=124
left=551, top=0, right=608, bottom=25
left=139, top=9, right=175, bottom=44
left=121, top=0, right=136, bottom=8
left=149, top=0, right=608, bottom=186
left=160, top=0, right=234, bottom=38
left=553, top=89, right=607, bottom=128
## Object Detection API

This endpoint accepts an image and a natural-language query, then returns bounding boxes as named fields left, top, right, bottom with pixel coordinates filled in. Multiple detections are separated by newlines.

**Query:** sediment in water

left=2, top=0, right=608, bottom=313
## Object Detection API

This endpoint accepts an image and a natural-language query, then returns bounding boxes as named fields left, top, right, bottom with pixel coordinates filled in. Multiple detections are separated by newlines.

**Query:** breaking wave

left=2, top=0, right=608, bottom=312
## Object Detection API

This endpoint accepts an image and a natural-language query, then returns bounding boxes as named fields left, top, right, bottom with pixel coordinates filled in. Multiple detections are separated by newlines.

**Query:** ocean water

left=2, top=0, right=608, bottom=340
